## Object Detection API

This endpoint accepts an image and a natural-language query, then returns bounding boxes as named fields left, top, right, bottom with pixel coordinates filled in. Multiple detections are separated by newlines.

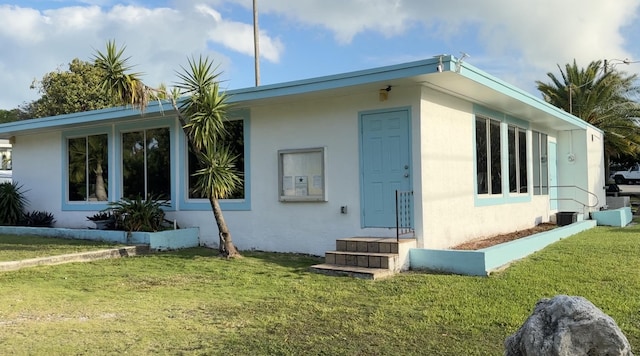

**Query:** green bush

left=0, top=182, right=28, bottom=226
left=108, top=195, right=170, bottom=232
left=21, top=211, right=56, bottom=228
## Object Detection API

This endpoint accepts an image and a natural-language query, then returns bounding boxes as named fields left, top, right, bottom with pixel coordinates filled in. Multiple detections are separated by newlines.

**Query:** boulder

left=505, top=295, right=633, bottom=356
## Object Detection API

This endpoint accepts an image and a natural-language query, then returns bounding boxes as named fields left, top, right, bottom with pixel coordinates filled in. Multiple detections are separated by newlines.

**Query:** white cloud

left=0, top=0, right=638, bottom=110
left=0, top=2, right=283, bottom=109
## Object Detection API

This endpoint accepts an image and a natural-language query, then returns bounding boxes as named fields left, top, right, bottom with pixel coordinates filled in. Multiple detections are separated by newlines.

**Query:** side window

left=508, top=125, right=528, bottom=193
left=532, top=131, right=548, bottom=195
left=187, top=119, right=245, bottom=200
left=121, top=127, right=171, bottom=200
left=476, top=116, right=502, bottom=195
left=67, top=134, right=109, bottom=202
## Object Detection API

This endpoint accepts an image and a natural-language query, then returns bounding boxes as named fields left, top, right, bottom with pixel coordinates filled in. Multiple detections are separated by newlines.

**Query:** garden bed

left=452, top=223, right=557, bottom=250
left=410, top=220, right=597, bottom=276
left=0, top=226, right=200, bottom=251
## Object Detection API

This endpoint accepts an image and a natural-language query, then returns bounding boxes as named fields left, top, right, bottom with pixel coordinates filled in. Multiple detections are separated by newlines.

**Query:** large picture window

left=122, top=127, right=171, bottom=200
left=508, top=125, right=528, bottom=193
left=532, top=131, right=549, bottom=195
left=67, top=134, right=108, bottom=202
left=187, top=119, right=245, bottom=199
left=476, top=116, right=502, bottom=195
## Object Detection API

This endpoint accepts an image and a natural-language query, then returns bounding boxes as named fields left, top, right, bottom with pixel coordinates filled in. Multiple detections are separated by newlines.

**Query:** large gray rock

left=505, top=295, right=633, bottom=356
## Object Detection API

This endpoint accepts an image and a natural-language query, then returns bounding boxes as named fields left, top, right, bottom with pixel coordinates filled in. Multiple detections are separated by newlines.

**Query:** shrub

left=108, top=195, right=170, bottom=232
left=21, top=211, right=56, bottom=228
left=0, top=181, right=28, bottom=225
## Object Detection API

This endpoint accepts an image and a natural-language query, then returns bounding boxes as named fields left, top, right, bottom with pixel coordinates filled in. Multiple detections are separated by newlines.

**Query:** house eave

left=0, top=55, right=599, bottom=138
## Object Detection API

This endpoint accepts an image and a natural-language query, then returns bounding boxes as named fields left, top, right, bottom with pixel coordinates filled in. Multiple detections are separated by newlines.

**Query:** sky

left=0, top=0, right=639, bottom=110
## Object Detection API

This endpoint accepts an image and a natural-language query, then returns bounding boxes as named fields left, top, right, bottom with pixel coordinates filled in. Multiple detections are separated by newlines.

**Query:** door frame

left=358, top=107, right=413, bottom=228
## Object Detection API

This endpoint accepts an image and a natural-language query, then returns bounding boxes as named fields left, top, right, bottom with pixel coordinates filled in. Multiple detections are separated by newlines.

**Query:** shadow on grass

left=154, top=247, right=324, bottom=272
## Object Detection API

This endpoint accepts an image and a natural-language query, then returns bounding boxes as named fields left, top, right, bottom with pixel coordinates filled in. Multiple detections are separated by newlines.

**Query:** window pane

left=490, top=120, right=502, bottom=194
left=88, top=135, right=108, bottom=201
left=122, top=131, right=146, bottom=199
left=475, top=118, right=488, bottom=194
left=188, top=120, right=245, bottom=199
left=122, top=128, right=171, bottom=200
left=68, top=137, right=87, bottom=201
left=68, top=134, right=108, bottom=202
left=519, top=130, right=527, bottom=193
left=508, top=126, right=516, bottom=192
left=146, top=128, right=171, bottom=199
left=532, top=133, right=541, bottom=195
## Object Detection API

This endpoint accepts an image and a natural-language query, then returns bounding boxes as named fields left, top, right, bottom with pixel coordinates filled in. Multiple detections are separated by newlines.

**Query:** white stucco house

left=0, top=55, right=606, bottom=259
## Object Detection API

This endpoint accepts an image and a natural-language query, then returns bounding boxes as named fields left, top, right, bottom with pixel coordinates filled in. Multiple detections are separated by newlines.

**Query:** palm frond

left=191, top=144, right=243, bottom=199
left=93, top=40, right=150, bottom=112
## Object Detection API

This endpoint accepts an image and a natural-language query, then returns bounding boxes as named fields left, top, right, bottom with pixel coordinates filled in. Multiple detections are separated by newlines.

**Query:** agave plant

left=108, top=195, right=170, bottom=232
left=21, top=210, right=56, bottom=228
left=0, top=181, right=28, bottom=226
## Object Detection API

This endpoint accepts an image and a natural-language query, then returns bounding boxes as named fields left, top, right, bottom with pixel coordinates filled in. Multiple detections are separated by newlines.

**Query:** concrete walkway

left=0, top=245, right=149, bottom=272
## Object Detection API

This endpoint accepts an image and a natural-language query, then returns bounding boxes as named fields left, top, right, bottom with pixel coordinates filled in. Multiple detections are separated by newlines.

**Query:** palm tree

left=536, top=60, right=640, bottom=177
left=94, top=40, right=243, bottom=257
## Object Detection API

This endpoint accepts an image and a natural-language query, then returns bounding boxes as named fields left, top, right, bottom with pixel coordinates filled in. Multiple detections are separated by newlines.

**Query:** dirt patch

left=452, top=223, right=557, bottom=250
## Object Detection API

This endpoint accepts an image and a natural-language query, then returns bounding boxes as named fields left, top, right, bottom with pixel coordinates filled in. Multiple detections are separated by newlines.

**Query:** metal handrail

left=395, top=190, right=414, bottom=241
left=549, top=185, right=599, bottom=216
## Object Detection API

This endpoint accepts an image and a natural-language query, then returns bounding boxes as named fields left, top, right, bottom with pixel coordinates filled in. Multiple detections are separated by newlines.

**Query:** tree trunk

left=170, top=99, right=241, bottom=258
left=94, top=160, right=108, bottom=201
left=209, top=196, right=241, bottom=258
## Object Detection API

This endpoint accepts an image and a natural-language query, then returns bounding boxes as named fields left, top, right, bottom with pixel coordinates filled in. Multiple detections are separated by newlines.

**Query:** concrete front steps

left=311, top=237, right=416, bottom=280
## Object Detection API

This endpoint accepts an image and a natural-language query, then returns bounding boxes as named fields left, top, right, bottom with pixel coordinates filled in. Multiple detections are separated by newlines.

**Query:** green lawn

left=0, top=234, right=123, bottom=262
left=0, top=226, right=638, bottom=355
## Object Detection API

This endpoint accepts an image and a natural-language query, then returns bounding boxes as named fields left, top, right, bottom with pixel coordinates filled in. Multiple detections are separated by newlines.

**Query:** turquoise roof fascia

left=0, top=100, right=173, bottom=138
left=0, top=54, right=598, bottom=136
left=457, top=61, right=600, bottom=133
left=225, top=56, right=448, bottom=102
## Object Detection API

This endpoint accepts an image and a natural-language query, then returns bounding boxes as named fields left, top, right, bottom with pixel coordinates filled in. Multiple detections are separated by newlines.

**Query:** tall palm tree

left=94, top=41, right=243, bottom=257
left=536, top=60, right=640, bottom=177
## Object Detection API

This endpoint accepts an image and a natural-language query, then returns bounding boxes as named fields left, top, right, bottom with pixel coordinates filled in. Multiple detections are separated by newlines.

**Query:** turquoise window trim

left=179, top=110, right=251, bottom=211
left=473, top=105, right=532, bottom=207
left=506, top=115, right=529, bottom=129
left=61, top=126, right=114, bottom=211
left=114, top=117, right=178, bottom=211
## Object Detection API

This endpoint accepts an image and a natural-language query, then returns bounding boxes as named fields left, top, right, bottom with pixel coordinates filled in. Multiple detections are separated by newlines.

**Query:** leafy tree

left=536, top=60, right=640, bottom=177
left=0, top=109, right=19, bottom=123
left=28, top=58, right=119, bottom=118
left=94, top=41, right=243, bottom=258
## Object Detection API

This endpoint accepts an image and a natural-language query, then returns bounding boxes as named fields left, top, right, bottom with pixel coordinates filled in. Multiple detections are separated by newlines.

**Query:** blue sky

left=0, top=0, right=639, bottom=110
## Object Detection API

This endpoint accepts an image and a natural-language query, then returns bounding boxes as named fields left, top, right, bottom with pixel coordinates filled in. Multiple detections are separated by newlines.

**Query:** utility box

left=556, top=212, right=577, bottom=226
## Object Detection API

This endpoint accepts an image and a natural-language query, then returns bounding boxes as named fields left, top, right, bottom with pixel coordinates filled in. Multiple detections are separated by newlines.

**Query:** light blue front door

left=549, top=141, right=558, bottom=210
left=360, top=109, right=411, bottom=228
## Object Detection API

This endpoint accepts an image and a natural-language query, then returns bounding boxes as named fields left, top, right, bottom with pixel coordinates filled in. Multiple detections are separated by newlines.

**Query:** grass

left=0, top=234, right=123, bottom=262
left=0, top=226, right=638, bottom=355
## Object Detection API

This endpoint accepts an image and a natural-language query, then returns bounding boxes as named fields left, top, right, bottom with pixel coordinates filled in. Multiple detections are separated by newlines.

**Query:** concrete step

left=0, top=245, right=149, bottom=272
left=309, top=263, right=396, bottom=280
left=336, top=237, right=400, bottom=254
left=325, top=250, right=398, bottom=269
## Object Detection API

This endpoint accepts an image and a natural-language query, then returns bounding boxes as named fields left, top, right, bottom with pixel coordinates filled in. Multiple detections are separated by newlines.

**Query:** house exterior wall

left=194, top=86, right=423, bottom=254
left=416, top=87, right=554, bottom=249
left=555, top=128, right=605, bottom=215
left=7, top=82, right=605, bottom=256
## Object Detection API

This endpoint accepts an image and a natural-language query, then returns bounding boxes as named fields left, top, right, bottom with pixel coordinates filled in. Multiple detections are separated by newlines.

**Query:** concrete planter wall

left=591, top=207, right=632, bottom=227
left=0, top=226, right=200, bottom=251
left=410, top=220, right=597, bottom=276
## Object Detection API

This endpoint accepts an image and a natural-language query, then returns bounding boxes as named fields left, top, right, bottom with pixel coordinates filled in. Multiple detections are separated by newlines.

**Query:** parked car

left=610, top=163, right=640, bottom=184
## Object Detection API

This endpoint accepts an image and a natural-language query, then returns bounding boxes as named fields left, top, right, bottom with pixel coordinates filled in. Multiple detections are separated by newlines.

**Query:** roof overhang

left=0, top=55, right=599, bottom=139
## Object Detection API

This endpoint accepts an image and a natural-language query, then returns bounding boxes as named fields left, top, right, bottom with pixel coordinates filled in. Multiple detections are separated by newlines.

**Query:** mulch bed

left=452, top=223, right=557, bottom=250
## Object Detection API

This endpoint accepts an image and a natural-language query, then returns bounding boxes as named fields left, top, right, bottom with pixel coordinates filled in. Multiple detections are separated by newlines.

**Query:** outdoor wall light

left=379, top=85, right=392, bottom=101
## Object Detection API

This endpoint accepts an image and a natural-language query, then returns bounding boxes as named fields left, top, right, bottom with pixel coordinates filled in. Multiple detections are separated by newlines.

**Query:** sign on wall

left=278, top=147, right=327, bottom=202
